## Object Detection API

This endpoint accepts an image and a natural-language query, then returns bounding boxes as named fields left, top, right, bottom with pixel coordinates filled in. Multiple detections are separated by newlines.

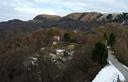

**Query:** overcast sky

left=0, top=0, right=128, bottom=21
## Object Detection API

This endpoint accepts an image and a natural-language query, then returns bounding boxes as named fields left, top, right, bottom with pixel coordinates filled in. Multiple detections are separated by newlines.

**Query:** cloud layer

left=0, top=0, right=128, bottom=21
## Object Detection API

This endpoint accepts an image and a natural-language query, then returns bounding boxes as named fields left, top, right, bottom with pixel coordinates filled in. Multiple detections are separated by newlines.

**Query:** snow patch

left=92, top=65, right=125, bottom=82
left=108, top=60, right=112, bottom=65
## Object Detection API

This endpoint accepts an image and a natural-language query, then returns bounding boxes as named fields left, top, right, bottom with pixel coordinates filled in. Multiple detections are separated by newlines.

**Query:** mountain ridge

left=0, top=12, right=128, bottom=45
left=34, top=12, right=128, bottom=24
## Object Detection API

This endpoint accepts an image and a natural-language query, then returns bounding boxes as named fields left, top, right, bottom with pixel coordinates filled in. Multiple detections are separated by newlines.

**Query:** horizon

left=0, top=0, right=128, bottom=22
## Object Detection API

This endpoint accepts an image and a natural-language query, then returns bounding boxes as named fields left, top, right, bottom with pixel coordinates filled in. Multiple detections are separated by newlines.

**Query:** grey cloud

left=0, top=0, right=127, bottom=21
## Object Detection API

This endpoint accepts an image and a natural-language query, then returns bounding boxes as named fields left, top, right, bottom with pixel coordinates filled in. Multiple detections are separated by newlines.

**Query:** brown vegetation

left=0, top=22, right=128, bottom=82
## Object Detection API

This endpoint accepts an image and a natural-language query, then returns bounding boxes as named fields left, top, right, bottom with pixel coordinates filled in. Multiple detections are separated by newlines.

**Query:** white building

left=56, top=49, right=65, bottom=57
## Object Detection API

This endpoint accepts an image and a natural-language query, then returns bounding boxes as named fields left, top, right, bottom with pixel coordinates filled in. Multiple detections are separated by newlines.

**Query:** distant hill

left=0, top=12, right=128, bottom=45
left=34, top=12, right=128, bottom=29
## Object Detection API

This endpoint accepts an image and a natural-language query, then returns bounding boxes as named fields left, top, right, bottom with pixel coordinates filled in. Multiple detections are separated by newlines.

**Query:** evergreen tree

left=92, top=42, right=108, bottom=65
left=108, top=33, right=116, bottom=47
left=63, top=33, right=70, bottom=42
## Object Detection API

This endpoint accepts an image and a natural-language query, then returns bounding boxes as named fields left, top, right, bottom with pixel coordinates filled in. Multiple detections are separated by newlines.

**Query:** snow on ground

left=92, top=65, right=125, bottom=82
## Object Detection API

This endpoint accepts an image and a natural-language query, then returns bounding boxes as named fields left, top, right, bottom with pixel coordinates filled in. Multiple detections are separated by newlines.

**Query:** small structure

left=48, top=49, right=74, bottom=68
left=56, top=49, right=65, bottom=57
left=53, top=36, right=60, bottom=41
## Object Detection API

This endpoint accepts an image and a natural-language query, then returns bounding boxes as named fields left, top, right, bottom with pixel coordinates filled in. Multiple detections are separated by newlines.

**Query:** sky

left=0, top=0, right=128, bottom=21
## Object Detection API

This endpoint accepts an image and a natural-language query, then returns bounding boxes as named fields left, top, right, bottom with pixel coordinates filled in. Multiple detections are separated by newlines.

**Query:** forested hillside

left=0, top=12, right=128, bottom=82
